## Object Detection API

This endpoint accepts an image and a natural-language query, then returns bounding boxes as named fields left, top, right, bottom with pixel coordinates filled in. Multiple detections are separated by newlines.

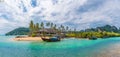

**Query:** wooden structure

left=35, top=28, right=57, bottom=36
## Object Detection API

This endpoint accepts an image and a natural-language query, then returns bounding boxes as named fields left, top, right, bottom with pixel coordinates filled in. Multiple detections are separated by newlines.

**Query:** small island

left=6, top=20, right=120, bottom=41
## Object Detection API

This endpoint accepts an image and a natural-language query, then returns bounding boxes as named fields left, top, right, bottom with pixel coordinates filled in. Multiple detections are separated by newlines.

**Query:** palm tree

left=40, top=22, right=44, bottom=29
left=60, top=25, right=63, bottom=32
left=53, top=24, right=57, bottom=30
left=50, top=23, right=53, bottom=29
left=61, top=25, right=65, bottom=32
left=36, top=23, right=39, bottom=31
left=74, top=28, right=76, bottom=34
left=33, top=24, right=36, bottom=32
left=29, top=20, right=34, bottom=31
left=69, top=29, right=72, bottom=34
left=57, top=26, right=62, bottom=37
left=29, top=20, right=34, bottom=36
left=58, top=27, right=61, bottom=32
left=40, top=22, right=45, bottom=37
left=66, top=26, right=69, bottom=32
left=46, top=22, right=50, bottom=28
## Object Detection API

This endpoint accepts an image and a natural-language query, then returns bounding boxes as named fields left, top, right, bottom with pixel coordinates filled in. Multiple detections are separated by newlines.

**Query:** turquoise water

left=0, top=36, right=120, bottom=57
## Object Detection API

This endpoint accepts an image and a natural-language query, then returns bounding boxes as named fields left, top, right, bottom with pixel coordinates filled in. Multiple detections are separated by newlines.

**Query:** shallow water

left=0, top=36, right=120, bottom=57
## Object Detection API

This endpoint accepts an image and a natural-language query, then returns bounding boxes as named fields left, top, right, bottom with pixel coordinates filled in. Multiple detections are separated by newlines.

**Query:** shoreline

left=13, top=37, right=88, bottom=41
left=13, top=37, right=49, bottom=41
left=13, top=36, right=115, bottom=41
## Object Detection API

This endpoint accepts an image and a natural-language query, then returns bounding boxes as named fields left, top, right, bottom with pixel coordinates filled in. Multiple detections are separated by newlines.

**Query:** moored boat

left=41, top=36, right=61, bottom=42
left=89, top=36, right=97, bottom=40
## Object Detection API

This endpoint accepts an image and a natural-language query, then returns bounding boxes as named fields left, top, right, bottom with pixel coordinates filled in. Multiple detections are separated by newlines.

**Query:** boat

left=41, top=36, right=61, bottom=42
left=103, top=36, right=109, bottom=39
left=89, top=36, right=97, bottom=40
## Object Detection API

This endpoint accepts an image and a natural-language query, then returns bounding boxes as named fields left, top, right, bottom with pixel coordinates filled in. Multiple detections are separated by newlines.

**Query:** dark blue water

left=0, top=36, right=120, bottom=57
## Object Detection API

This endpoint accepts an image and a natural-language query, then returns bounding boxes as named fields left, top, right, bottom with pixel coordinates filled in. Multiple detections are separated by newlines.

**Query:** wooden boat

left=89, top=36, right=97, bottom=40
left=103, top=36, right=109, bottom=39
left=41, top=36, right=61, bottom=42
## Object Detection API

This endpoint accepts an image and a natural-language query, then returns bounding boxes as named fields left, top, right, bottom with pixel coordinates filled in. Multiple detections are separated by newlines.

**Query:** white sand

left=13, top=37, right=49, bottom=41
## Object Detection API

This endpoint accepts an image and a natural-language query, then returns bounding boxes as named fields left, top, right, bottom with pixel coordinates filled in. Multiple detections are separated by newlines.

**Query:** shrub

left=31, top=33, right=36, bottom=37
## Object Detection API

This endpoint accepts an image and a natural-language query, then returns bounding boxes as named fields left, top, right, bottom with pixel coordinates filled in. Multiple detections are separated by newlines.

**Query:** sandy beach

left=13, top=37, right=49, bottom=41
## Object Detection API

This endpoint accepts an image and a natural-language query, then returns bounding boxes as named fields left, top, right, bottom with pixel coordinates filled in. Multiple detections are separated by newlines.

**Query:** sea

left=0, top=36, right=120, bottom=57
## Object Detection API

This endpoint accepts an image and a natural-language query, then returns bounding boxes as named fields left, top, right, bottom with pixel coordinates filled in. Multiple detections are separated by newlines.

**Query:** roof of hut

left=37, top=28, right=57, bottom=33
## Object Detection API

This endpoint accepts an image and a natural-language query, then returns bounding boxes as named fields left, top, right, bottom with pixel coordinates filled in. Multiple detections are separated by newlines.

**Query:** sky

left=0, top=0, right=120, bottom=34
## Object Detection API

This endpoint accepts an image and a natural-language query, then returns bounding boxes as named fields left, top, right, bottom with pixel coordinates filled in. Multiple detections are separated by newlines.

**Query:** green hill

left=5, top=27, right=30, bottom=35
left=83, top=25, right=120, bottom=33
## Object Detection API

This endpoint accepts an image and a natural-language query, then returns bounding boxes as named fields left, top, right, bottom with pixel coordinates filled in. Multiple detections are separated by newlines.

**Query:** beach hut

left=35, top=28, right=57, bottom=36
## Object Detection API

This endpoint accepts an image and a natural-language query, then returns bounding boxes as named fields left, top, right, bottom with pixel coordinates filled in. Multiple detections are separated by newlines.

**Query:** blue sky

left=0, top=0, right=120, bottom=34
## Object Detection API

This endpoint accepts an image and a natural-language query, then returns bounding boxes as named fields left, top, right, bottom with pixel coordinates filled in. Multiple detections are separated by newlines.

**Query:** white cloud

left=0, top=0, right=120, bottom=34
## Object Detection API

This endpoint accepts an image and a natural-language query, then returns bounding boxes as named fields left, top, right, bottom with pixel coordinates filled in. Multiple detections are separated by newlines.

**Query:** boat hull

left=41, top=38, right=60, bottom=42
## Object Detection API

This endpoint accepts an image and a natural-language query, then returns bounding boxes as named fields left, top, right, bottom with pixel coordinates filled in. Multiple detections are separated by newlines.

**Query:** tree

left=41, top=22, right=44, bottom=29
left=60, top=25, right=65, bottom=32
left=40, top=22, right=45, bottom=37
left=50, top=23, right=53, bottom=29
left=36, top=23, right=39, bottom=31
left=53, top=24, right=57, bottom=30
left=33, top=24, right=36, bottom=32
left=29, top=20, right=34, bottom=32
left=66, top=26, right=69, bottom=31
left=74, top=28, right=76, bottom=32
left=46, top=22, right=50, bottom=28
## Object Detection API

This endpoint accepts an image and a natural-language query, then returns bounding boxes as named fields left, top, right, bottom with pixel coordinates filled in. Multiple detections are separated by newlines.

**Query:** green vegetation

left=29, top=20, right=40, bottom=36
left=5, top=20, right=120, bottom=39
left=28, top=20, right=69, bottom=37
left=66, top=25, right=120, bottom=38
left=66, top=31, right=120, bottom=38
left=83, top=25, right=120, bottom=33
left=5, top=27, right=29, bottom=35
